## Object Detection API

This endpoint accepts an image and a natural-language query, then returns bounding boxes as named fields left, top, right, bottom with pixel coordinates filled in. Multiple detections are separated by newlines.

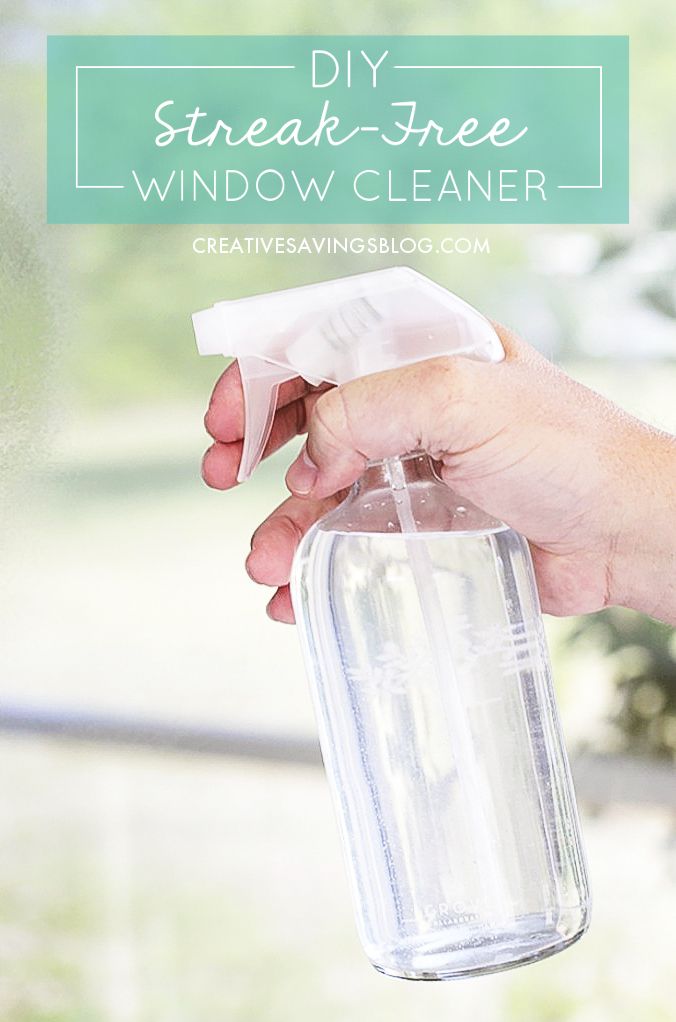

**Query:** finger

left=202, top=439, right=243, bottom=490
left=204, top=359, right=323, bottom=443
left=285, top=357, right=471, bottom=500
left=266, top=585, right=295, bottom=624
left=283, top=326, right=543, bottom=501
left=202, top=389, right=326, bottom=490
left=246, top=493, right=342, bottom=586
left=202, top=372, right=328, bottom=491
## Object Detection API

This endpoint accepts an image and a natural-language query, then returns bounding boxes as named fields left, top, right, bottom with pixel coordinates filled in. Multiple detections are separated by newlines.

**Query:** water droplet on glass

left=363, top=502, right=372, bottom=511
left=387, top=521, right=395, bottom=530
left=457, top=506, right=467, bottom=515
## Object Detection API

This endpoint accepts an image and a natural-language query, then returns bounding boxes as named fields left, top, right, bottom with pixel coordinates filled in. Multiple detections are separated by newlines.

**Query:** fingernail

left=286, top=447, right=318, bottom=495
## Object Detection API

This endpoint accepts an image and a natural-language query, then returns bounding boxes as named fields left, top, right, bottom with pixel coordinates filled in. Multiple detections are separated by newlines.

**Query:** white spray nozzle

left=193, top=307, right=228, bottom=355
left=192, top=267, right=504, bottom=482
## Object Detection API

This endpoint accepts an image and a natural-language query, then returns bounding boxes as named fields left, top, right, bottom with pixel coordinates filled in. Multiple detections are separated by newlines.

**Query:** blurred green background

left=1, top=2, right=676, bottom=1021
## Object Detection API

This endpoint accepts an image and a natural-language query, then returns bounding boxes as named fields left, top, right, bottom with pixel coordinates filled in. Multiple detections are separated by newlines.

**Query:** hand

left=202, top=325, right=676, bottom=626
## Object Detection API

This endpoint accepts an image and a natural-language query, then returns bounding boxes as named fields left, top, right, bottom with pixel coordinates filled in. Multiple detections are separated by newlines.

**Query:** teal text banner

left=47, top=35, right=629, bottom=224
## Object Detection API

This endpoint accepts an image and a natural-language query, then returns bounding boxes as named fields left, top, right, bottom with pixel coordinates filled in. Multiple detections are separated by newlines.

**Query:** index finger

left=204, top=359, right=316, bottom=444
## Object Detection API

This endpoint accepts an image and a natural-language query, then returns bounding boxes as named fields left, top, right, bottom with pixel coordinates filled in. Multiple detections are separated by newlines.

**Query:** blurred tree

left=568, top=608, right=676, bottom=761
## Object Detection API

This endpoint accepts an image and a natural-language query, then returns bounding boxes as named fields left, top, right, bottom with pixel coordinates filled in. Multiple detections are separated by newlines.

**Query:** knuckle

left=409, top=357, right=477, bottom=456
left=310, top=386, right=352, bottom=454
left=277, top=514, right=304, bottom=549
left=431, top=354, right=476, bottom=410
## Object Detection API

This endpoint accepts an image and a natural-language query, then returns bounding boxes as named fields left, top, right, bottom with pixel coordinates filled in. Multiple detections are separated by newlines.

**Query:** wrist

left=607, top=427, right=676, bottom=624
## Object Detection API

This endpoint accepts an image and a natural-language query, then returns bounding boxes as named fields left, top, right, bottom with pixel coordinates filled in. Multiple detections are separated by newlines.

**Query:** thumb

left=284, top=356, right=476, bottom=500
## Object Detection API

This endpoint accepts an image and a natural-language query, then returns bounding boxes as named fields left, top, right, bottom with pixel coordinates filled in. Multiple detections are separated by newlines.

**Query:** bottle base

left=369, top=912, right=590, bottom=982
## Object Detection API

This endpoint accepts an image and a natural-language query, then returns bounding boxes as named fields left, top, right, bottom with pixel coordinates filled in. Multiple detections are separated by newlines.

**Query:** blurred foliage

left=569, top=609, right=676, bottom=761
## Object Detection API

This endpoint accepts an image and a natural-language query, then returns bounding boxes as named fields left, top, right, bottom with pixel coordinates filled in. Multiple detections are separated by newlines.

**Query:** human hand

left=202, top=325, right=676, bottom=626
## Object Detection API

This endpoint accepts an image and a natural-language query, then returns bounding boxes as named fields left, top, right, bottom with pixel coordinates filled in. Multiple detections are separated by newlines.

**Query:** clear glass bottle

left=291, top=452, right=590, bottom=980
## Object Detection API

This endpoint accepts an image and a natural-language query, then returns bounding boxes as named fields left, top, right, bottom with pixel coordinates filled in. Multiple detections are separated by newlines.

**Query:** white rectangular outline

left=74, top=62, right=603, bottom=192
left=75, top=64, right=296, bottom=189
left=394, top=64, right=603, bottom=189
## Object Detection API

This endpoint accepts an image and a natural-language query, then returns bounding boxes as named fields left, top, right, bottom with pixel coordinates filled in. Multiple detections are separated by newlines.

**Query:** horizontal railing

left=1, top=700, right=675, bottom=810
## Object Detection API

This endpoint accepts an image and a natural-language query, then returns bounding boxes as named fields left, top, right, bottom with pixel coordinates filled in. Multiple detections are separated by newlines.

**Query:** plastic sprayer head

left=192, top=267, right=504, bottom=482
left=192, top=307, right=228, bottom=356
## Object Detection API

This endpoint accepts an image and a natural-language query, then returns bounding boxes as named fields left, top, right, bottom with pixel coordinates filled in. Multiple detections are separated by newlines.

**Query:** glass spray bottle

left=192, top=267, right=590, bottom=980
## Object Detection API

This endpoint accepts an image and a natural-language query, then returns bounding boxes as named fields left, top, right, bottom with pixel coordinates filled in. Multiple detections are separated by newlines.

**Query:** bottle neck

left=354, top=451, right=439, bottom=495
left=328, top=450, right=503, bottom=534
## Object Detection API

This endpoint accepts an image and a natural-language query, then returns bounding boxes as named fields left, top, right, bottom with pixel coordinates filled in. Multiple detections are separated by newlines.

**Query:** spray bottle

left=192, top=267, right=590, bottom=980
